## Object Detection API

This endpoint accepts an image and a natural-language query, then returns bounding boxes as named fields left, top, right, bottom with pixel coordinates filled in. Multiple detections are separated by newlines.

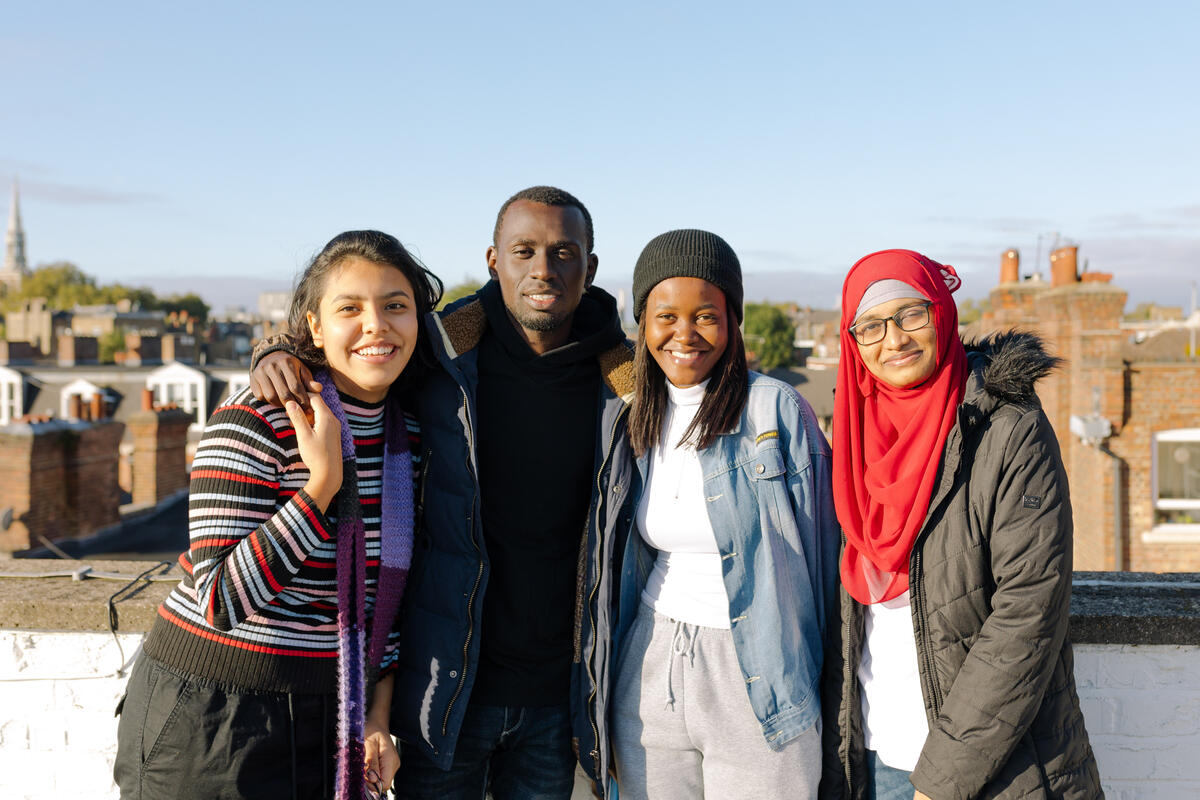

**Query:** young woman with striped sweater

left=115, top=231, right=443, bottom=800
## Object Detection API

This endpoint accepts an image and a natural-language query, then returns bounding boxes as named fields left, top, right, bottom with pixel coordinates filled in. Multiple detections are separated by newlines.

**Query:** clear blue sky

left=4, top=1, right=1198, bottom=314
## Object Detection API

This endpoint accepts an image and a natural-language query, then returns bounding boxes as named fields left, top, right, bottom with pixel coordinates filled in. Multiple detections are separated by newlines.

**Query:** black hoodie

left=472, top=280, right=627, bottom=707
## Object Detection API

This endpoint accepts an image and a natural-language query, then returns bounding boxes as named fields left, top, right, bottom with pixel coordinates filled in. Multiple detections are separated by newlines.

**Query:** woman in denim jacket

left=610, top=229, right=841, bottom=799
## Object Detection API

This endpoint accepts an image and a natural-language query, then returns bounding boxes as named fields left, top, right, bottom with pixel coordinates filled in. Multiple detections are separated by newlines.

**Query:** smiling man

left=444, top=188, right=625, bottom=798
left=251, top=186, right=634, bottom=799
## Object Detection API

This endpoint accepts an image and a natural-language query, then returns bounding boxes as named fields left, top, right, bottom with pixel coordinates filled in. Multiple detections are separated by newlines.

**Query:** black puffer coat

left=823, top=332, right=1102, bottom=800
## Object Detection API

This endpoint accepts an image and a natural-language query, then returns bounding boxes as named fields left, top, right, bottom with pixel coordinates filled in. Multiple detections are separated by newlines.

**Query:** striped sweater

left=142, top=388, right=420, bottom=694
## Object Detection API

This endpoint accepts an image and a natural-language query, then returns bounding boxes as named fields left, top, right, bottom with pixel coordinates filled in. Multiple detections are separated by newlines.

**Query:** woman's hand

left=364, top=674, right=398, bottom=797
left=364, top=720, right=400, bottom=798
left=251, top=351, right=320, bottom=413
left=285, top=392, right=342, bottom=512
left=915, top=791, right=932, bottom=800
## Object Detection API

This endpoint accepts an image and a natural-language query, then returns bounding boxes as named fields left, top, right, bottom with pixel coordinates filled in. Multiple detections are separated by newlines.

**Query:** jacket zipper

left=584, top=403, right=628, bottom=782
left=910, top=427, right=964, bottom=723
left=416, top=447, right=432, bottom=530
left=443, top=390, right=482, bottom=736
left=910, top=546, right=943, bottom=720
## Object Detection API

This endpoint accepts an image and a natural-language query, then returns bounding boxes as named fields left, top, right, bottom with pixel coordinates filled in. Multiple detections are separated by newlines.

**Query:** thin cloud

left=17, top=178, right=163, bottom=206
left=1079, top=233, right=1200, bottom=266
left=1089, top=212, right=1191, bottom=233
left=0, top=168, right=162, bottom=206
left=926, top=215, right=1056, bottom=234
left=0, top=159, right=52, bottom=177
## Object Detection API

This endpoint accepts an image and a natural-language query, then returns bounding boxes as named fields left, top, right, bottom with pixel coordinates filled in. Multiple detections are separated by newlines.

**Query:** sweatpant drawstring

left=665, top=619, right=700, bottom=709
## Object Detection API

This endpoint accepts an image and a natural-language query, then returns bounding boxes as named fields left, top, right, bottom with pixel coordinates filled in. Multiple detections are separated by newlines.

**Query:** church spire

left=2, top=179, right=29, bottom=292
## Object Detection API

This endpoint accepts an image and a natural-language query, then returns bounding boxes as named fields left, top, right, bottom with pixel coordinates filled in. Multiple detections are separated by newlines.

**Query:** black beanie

left=632, top=229, right=743, bottom=323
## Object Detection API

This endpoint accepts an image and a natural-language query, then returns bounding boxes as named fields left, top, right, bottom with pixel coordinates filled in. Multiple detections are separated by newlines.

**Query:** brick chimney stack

left=983, top=248, right=1045, bottom=332
left=0, top=418, right=124, bottom=552
left=128, top=407, right=192, bottom=506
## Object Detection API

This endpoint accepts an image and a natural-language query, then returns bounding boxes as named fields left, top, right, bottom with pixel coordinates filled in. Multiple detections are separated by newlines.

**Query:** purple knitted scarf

left=319, top=376, right=413, bottom=800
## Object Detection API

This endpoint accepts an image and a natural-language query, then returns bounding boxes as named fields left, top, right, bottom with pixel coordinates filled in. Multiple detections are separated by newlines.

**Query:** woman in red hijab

left=825, top=250, right=1101, bottom=799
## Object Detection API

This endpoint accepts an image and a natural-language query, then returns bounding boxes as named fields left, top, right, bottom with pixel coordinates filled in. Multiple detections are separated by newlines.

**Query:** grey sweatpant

left=612, top=602, right=821, bottom=799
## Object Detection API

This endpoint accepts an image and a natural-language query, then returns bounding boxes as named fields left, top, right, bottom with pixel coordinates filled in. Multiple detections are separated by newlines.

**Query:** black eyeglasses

left=848, top=301, right=933, bottom=345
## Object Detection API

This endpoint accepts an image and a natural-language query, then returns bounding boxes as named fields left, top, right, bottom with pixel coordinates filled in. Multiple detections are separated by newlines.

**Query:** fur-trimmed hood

left=432, top=283, right=636, bottom=401
left=962, top=330, right=1062, bottom=413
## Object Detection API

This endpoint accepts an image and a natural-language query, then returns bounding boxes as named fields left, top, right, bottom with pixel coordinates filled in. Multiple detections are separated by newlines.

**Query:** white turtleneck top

left=636, top=379, right=731, bottom=629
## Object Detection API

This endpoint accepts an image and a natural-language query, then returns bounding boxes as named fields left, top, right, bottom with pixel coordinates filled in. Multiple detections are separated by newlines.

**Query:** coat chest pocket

left=749, top=446, right=786, bottom=480
left=746, top=445, right=799, bottom=542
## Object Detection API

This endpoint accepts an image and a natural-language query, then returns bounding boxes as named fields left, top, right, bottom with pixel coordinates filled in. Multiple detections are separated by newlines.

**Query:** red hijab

left=833, top=250, right=967, bottom=604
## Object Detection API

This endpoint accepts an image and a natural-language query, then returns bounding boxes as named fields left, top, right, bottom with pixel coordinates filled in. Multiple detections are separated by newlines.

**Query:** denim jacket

left=614, top=371, right=841, bottom=749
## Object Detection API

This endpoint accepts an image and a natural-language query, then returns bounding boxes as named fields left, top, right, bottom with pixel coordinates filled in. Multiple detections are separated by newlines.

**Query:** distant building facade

left=978, top=246, right=1200, bottom=572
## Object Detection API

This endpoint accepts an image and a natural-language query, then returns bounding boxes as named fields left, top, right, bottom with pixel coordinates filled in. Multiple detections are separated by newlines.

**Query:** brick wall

left=0, top=630, right=141, bottom=799
left=1055, top=353, right=1200, bottom=573
left=1075, top=643, right=1200, bottom=796
left=984, top=278, right=1200, bottom=572
left=0, top=420, right=124, bottom=552
left=56, top=335, right=99, bottom=366
left=1109, top=364, right=1200, bottom=572
left=62, top=421, right=124, bottom=537
left=0, top=425, right=67, bottom=552
left=121, top=333, right=161, bottom=367
left=127, top=409, right=192, bottom=506
left=1071, top=444, right=1119, bottom=570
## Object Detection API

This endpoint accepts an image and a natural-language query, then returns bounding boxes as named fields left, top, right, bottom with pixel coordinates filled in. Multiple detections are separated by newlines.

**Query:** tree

left=957, top=297, right=990, bottom=326
left=98, top=328, right=126, bottom=364
left=4, top=261, right=100, bottom=311
left=157, top=292, right=211, bottom=324
left=743, top=302, right=796, bottom=370
left=1, top=262, right=161, bottom=313
left=99, top=283, right=158, bottom=311
left=437, top=279, right=484, bottom=310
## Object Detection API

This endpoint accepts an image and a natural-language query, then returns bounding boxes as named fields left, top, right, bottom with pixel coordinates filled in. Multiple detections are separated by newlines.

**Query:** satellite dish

left=0, top=507, right=13, bottom=531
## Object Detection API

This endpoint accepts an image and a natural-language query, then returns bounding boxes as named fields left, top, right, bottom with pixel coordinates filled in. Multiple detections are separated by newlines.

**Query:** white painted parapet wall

left=1074, top=644, right=1200, bottom=797
left=0, top=630, right=141, bottom=799
left=0, top=565, right=1197, bottom=798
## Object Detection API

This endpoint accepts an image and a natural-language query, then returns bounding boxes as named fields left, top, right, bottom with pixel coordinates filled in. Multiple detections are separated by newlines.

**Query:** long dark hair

left=629, top=292, right=749, bottom=458
left=288, top=230, right=444, bottom=395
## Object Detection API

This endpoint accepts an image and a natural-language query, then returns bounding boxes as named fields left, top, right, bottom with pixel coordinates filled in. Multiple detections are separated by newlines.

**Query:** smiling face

left=487, top=199, right=598, bottom=353
left=306, top=256, right=419, bottom=402
left=853, top=296, right=939, bottom=388
left=644, top=277, right=730, bottom=388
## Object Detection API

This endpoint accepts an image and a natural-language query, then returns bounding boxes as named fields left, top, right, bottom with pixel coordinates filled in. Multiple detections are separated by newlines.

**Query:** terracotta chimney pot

left=1000, top=249, right=1020, bottom=284
left=1050, top=246, right=1079, bottom=287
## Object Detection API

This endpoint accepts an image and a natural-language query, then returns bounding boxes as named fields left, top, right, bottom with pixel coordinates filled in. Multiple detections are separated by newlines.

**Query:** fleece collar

left=434, top=286, right=635, bottom=401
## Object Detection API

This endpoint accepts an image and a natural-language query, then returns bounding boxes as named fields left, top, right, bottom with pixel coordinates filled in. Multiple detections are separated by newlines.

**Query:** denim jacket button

left=756, top=464, right=765, bottom=474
